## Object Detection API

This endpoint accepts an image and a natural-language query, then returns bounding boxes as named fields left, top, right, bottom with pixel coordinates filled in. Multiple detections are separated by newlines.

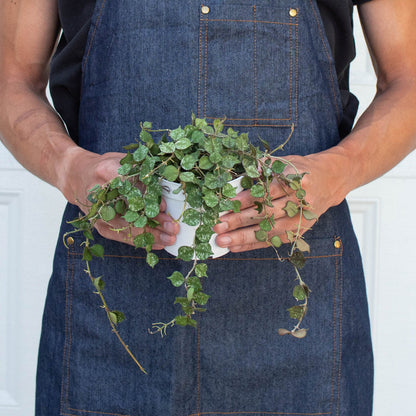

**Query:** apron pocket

left=198, top=1, right=299, bottom=127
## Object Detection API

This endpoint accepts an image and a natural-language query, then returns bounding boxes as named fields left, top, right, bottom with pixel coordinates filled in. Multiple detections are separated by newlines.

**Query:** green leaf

left=289, top=250, right=306, bottom=269
left=194, top=292, right=210, bottom=305
left=303, top=210, right=318, bottom=221
left=250, top=184, right=265, bottom=198
left=245, top=164, right=260, bottom=178
left=259, top=218, right=272, bottom=232
left=283, top=200, right=299, bottom=218
left=195, top=242, right=213, bottom=260
left=177, top=246, right=194, bottom=261
left=83, top=229, right=94, bottom=241
left=203, top=191, right=219, bottom=208
left=82, top=247, right=92, bottom=262
left=123, top=142, right=139, bottom=150
left=213, top=118, right=224, bottom=133
left=187, top=287, right=195, bottom=302
left=179, top=172, right=195, bottom=183
left=105, top=188, right=119, bottom=202
left=140, top=130, right=153, bottom=144
left=270, top=235, right=282, bottom=248
left=174, top=297, right=190, bottom=307
left=114, top=200, right=126, bottom=215
left=175, top=137, right=192, bottom=150
left=133, top=144, right=149, bottom=161
left=222, top=183, right=237, bottom=198
left=296, top=238, right=310, bottom=253
left=296, top=189, right=306, bottom=199
left=288, top=305, right=305, bottom=320
left=272, top=160, right=287, bottom=174
left=134, top=232, right=155, bottom=248
left=145, top=203, right=160, bottom=218
left=109, top=310, right=125, bottom=325
left=146, top=252, right=159, bottom=268
left=162, top=165, right=179, bottom=182
left=123, top=210, right=139, bottom=223
left=175, top=315, right=189, bottom=327
left=219, top=198, right=234, bottom=212
left=198, top=155, right=214, bottom=170
left=183, top=208, right=201, bottom=226
left=100, top=205, right=116, bottom=222
left=134, top=216, right=148, bottom=228
left=93, top=276, right=105, bottom=292
left=255, top=230, right=268, bottom=242
left=170, top=127, right=185, bottom=140
left=209, top=152, right=222, bottom=164
left=195, top=263, right=208, bottom=277
left=221, top=155, right=240, bottom=169
left=117, top=163, right=132, bottom=176
left=232, top=200, right=241, bottom=213
left=181, top=153, right=198, bottom=170
left=159, top=142, right=176, bottom=154
left=195, top=225, right=214, bottom=243
left=241, top=176, right=253, bottom=189
left=89, top=244, right=104, bottom=258
left=142, top=121, right=152, bottom=129
left=167, top=271, right=185, bottom=287
left=293, top=285, right=306, bottom=301
left=127, top=195, right=145, bottom=212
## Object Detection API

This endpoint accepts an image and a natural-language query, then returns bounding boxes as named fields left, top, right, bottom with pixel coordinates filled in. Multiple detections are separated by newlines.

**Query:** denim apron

left=36, top=1, right=374, bottom=415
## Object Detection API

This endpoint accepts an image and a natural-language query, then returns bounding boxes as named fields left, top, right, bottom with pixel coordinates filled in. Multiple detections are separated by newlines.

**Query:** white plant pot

left=160, top=176, right=243, bottom=258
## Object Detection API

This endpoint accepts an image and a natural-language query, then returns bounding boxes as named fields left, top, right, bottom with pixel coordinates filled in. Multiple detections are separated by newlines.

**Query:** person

left=0, top=0, right=415, bottom=415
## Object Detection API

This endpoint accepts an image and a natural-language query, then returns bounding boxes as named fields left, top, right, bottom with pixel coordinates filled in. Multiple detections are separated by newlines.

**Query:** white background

left=0, top=10, right=415, bottom=416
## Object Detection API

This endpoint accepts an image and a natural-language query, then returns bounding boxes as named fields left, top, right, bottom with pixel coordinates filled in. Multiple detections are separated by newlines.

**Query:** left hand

left=213, top=152, right=346, bottom=252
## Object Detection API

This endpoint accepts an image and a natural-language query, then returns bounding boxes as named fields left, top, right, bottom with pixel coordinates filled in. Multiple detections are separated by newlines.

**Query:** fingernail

left=216, top=236, right=232, bottom=247
left=163, top=221, right=178, bottom=234
left=214, top=222, right=229, bottom=233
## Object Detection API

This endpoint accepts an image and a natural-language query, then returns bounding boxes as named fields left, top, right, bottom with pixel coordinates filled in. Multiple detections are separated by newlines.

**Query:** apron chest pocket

left=198, top=1, right=299, bottom=127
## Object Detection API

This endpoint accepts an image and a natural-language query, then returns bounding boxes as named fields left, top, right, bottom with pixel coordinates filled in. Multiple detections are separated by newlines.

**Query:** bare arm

left=215, top=0, right=416, bottom=251
left=0, top=0, right=178, bottom=247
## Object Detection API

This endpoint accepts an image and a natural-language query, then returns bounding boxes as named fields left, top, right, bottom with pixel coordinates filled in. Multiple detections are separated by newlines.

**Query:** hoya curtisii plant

left=64, top=115, right=316, bottom=372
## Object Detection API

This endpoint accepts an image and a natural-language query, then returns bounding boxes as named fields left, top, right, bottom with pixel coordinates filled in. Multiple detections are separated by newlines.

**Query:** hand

left=59, top=146, right=179, bottom=249
left=213, top=152, right=346, bottom=253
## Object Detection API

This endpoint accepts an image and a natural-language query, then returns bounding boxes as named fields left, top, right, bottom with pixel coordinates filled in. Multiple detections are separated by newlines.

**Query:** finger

left=215, top=214, right=313, bottom=250
left=214, top=196, right=291, bottom=234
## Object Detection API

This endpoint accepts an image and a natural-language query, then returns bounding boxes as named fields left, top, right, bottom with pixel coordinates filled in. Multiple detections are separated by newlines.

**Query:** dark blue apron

left=36, top=1, right=373, bottom=415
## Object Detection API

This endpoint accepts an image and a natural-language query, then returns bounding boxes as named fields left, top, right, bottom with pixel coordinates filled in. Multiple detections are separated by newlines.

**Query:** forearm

left=0, top=80, right=90, bottom=201
left=315, top=76, right=416, bottom=204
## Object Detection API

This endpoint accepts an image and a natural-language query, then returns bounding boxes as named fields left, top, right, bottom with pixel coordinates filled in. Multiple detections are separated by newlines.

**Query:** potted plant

left=64, top=115, right=316, bottom=373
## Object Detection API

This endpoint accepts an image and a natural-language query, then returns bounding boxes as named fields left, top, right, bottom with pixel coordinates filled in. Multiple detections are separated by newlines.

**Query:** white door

left=0, top=11, right=415, bottom=416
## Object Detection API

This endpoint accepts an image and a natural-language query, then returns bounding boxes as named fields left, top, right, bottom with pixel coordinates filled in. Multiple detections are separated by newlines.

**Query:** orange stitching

left=69, top=252, right=342, bottom=261
left=307, top=0, right=341, bottom=121
left=82, top=0, right=107, bottom=72
left=198, top=7, right=203, bottom=118
left=204, top=17, right=208, bottom=117
left=204, top=116, right=292, bottom=121
left=329, top=237, right=339, bottom=413
left=187, top=412, right=331, bottom=415
left=289, top=23, right=293, bottom=120
left=66, top=408, right=130, bottom=416
left=253, top=5, right=257, bottom=126
left=295, top=17, right=299, bottom=124
left=66, top=248, right=75, bottom=409
left=207, top=19, right=298, bottom=26
left=335, top=241, right=344, bottom=415
left=196, top=311, right=202, bottom=416
left=60, top=248, right=71, bottom=412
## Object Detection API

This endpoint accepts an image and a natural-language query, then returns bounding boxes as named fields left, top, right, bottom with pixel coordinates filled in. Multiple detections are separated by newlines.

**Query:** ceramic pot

left=160, top=176, right=243, bottom=258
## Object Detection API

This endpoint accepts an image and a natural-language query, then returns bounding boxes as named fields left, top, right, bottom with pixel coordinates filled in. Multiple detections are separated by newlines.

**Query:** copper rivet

left=67, top=236, right=75, bottom=246
left=334, top=240, right=341, bottom=249
left=201, top=5, right=210, bottom=14
left=289, top=8, right=298, bottom=17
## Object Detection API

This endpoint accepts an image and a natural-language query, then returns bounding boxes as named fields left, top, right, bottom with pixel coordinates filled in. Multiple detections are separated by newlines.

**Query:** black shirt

left=50, top=0, right=372, bottom=142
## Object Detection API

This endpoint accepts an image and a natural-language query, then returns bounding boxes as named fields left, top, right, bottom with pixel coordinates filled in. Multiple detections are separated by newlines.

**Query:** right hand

left=59, top=146, right=179, bottom=250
